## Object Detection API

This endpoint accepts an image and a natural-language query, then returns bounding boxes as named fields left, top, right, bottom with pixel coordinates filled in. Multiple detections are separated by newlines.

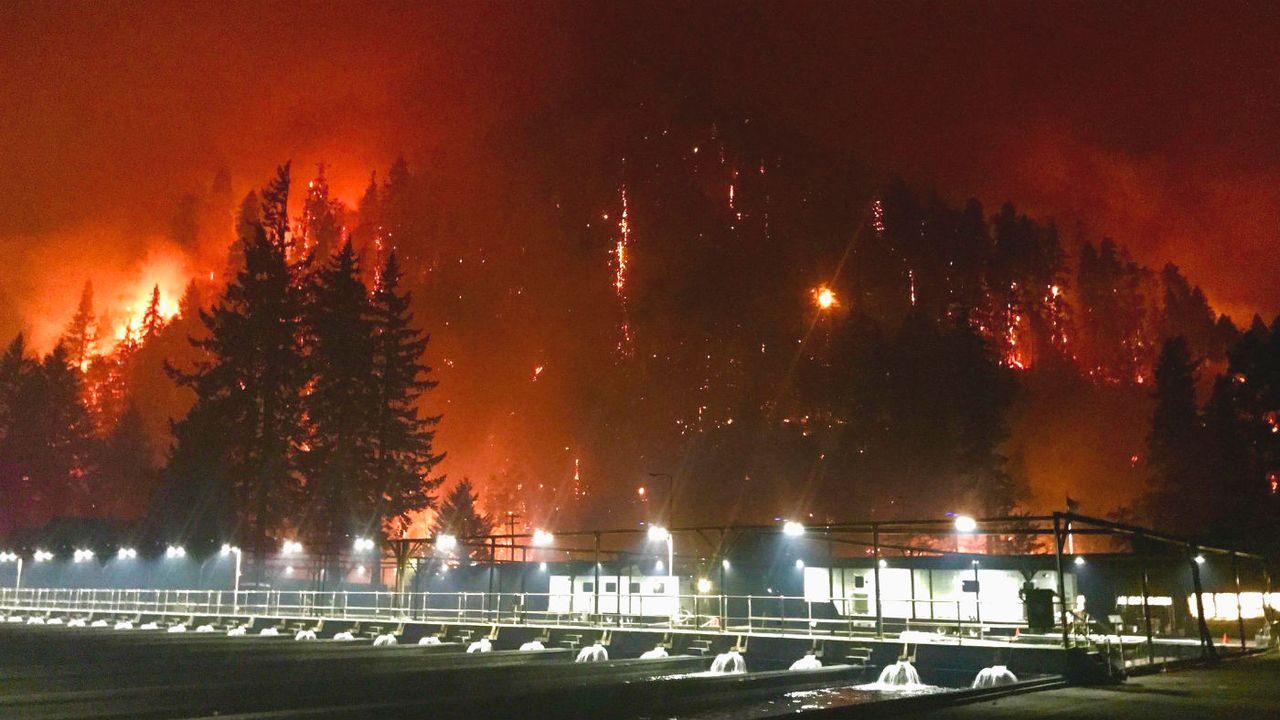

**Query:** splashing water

left=710, top=651, right=747, bottom=674
left=972, top=665, right=1018, bottom=688
left=575, top=643, right=609, bottom=662
left=789, top=654, right=823, bottom=671
left=876, top=661, right=922, bottom=686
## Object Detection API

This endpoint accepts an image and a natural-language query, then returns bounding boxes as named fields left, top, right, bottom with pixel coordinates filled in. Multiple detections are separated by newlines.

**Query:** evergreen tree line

left=1144, top=321, right=1280, bottom=554
left=157, top=164, right=445, bottom=577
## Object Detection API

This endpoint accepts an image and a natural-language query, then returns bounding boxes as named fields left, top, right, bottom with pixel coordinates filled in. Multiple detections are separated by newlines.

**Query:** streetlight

left=953, top=515, right=977, bottom=533
left=647, top=472, right=676, bottom=521
left=33, top=550, right=53, bottom=562
left=1074, top=556, right=1086, bottom=566
left=436, top=534, right=458, bottom=553
left=1194, top=555, right=1206, bottom=565
left=795, top=558, right=805, bottom=569
left=165, top=545, right=186, bottom=559
left=647, top=525, right=674, bottom=576
left=532, top=529, right=554, bottom=547
left=814, top=286, right=836, bottom=310
left=696, top=577, right=712, bottom=594
left=117, top=547, right=138, bottom=560
left=73, top=549, right=94, bottom=563
left=0, top=552, right=21, bottom=592
left=782, top=520, right=805, bottom=537
left=353, top=537, right=376, bottom=552
left=221, top=544, right=242, bottom=611
left=282, top=540, right=303, bottom=555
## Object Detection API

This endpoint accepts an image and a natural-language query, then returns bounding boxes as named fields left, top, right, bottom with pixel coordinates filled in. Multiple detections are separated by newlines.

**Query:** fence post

left=1052, top=513, right=1070, bottom=650
left=873, top=523, right=884, bottom=639
left=1188, top=545, right=1216, bottom=659
left=1140, top=562, right=1156, bottom=665
left=1232, top=552, right=1246, bottom=653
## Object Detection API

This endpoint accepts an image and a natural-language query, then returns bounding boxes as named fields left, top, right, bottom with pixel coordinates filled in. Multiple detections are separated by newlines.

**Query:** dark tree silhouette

left=368, top=251, right=444, bottom=536
left=168, top=165, right=310, bottom=576
left=430, top=478, right=492, bottom=559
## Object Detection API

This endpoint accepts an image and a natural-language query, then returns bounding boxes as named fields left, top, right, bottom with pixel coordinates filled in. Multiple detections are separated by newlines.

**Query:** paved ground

left=918, top=653, right=1279, bottom=719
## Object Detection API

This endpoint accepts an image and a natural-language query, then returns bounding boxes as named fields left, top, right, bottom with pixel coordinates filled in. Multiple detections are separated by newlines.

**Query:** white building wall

left=805, top=565, right=1069, bottom=624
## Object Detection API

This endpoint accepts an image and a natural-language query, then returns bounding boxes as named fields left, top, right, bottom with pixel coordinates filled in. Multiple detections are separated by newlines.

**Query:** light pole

left=647, top=472, right=676, bottom=523
left=221, top=544, right=242, bottom=612
left=647, top=525, right=673, bottom=576
left=0, top=552, right=22, bottom=594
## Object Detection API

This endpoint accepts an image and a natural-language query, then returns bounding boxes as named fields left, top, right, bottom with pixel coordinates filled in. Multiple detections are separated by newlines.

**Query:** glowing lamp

left=953, top=515, right=977, bottom=533
left=1074, top=556, right=1086, bottom=566
left=436, top=534, right=458, bottom=552
left=532, top=529, right=554, bottom=547
left=117, top=547, right=137, bottom=560
left=282, top=540, right=303, bottom=555
left=165, top=545, right=186, bottom=559
left=647, top=525, right=670, bottom=543
left=782, top=520, right=805, bottom=537
left=696, top=578, right=712, bottom=594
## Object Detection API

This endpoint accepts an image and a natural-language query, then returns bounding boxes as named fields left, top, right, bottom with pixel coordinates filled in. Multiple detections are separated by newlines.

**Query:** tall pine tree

left=368, top=251, right=444, bottom=535
left=168, top=165, right=309, bottom=575
left=61, top=281, right=97, bottom=371
left=300, top=240, right=377, bottom=570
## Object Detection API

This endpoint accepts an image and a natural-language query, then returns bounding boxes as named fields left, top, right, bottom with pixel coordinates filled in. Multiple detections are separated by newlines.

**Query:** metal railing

left=0, top=587, right=1060, bottom=646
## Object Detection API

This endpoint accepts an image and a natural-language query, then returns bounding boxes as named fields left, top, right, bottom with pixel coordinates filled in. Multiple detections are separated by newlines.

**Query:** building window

left=629, top=583, right=641, bottom=594
left=605, top=582, right=617, bottom=593
left=583, top=582, right=594, bottom=593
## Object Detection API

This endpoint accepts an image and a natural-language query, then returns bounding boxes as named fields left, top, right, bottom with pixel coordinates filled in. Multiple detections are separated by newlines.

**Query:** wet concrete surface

left=915, top=653, right=1279, bottom=720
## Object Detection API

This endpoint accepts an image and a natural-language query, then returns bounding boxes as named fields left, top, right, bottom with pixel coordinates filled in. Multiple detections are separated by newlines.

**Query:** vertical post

left=872, top=524, right=884, bottom=639
left=593, top=532, right=601, bottom=618
left=487, top=536, right=496, bottom=619
left=1188, top=546, right=1215, bottom=659
left=1052, top=514, right=1070, bottom=650
left=1140, top=564, right=1155, bottom=665
left=973, top=560, right=983, bottom=640
left=1232, top=552, right=1246, bottom=653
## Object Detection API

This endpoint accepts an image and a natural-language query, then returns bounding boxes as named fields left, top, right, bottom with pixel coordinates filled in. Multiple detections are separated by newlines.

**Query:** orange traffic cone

left=1222, top=633, right=1229, bottom=645
left=1014, top=627, right=1021, bottom=638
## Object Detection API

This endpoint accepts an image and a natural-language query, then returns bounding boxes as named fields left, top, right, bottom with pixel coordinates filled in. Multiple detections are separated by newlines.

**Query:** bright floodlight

left=220, top=543, right=240, bottom=556
left=436, top=534, right=458, bottom=552
left=1074, top=556, right=1086, bottom=566
left=165, top=545, right=186, bottom=559
left=721, top=558, right=731, bottom=570
left=1194, top=554, right=1206, bottom=565
left=33, top=550, right=53, bottom=562
left=0, top=552, right=16, bottom=562
left=654, top=559, right=665, bottom=573
left=782, top=520, right=805, bottom=537
left=282, top=540, right=303, bottom=555
left=72, top=548, right=90, bottom=563
left=532, top=529, right=554, bottom=547
left=815, top=286, right=836, bottom=310
left=953, top=515, right=978, bottom=533
left=795, top=558, right=805, bottom=569
left=878, top=559, right=888, bottom=569
left=353, top=537, right=375, bottom=552
left=696, top=577, right=712, bottom=594
left=647, top=525, right=670, bottom=543
left=117, top=547, right=137, bottom=560
left=538, top=561, right=548, bottom=572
